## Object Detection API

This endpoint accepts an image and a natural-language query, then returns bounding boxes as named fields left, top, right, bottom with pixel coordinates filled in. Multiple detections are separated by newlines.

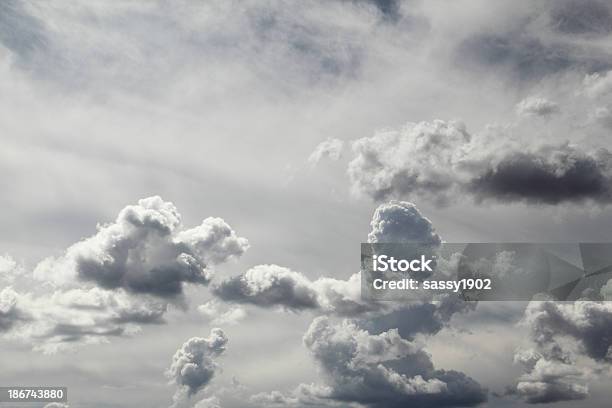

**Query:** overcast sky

left=3, top=1, right=612, bottom=407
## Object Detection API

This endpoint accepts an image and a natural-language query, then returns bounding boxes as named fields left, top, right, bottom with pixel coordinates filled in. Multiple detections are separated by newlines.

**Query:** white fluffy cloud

left=167, top=328, right=228, bottom=407
left=367, top=200, right=441, bottom=245
left=34, top=196, right=248, bottom=298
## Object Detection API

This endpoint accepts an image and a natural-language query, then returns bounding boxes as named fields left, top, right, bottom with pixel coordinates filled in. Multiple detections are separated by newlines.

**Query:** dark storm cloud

left=34, top=196, right=248, bottom=299
left=469, top=147, right=612, bottom=205
left=348, top=120, right=612, bottom=206
left=550, top=0, right=612, bottom=36
left=166, top=329, right=228, bottom=407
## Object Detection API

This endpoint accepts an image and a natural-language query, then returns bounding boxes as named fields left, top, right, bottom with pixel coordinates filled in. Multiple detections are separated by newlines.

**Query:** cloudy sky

left=3, top=0, right=612, bottom=407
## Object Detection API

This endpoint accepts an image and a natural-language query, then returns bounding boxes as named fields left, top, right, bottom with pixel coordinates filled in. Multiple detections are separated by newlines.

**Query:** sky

left=3, top=0, right=612, bottom=407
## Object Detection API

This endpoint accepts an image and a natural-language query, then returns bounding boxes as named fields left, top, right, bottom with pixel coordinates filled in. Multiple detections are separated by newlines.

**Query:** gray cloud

left=166, top=328, right=228, bottom=407
left=348, top=120, right=612, bottom=205
left=34, top=196, right=248, bottom=299
left=516, top=96, right=560, bottom=117
left=3, top=287, right=167, bottom=353
left=469, top=145, right=612, bottom=205
left=213, top=264, right=378, bottom=316
left=509, top=301, right=612, bottom=403
left=269, top=316, right=487, bottom=408
left=0, top=287, right=24, bottom=332
left=0, top=196, right=248, bottom=352
left=511, top=349, right=588, bottom=404
left=550, top=0, right=612, bottom=36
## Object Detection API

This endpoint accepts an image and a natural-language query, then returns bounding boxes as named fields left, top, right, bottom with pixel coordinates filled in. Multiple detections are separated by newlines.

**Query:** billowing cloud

left=213, top=264, right=320, bottom=311
left=213, top=264, right=378, bottom=316
left=347, top=120, right=612, bottom=205
left=167, top=328, right=228, bottom=407
left=512, top=350, right=588, bottom=404
left=0, top=196, right=248, bottom=352
left=259, top=316, right=486, bottom=408
left=34, top=196, right=248, bottom=298
left=516, top=96, right=560, bottom=117
left=367, top=200, right=441, bottom=245
left=308, top=138, right=345, bottom=165
left=348, top=120, right=470, bottom=204
left=510, top=301, right=612, bottom=403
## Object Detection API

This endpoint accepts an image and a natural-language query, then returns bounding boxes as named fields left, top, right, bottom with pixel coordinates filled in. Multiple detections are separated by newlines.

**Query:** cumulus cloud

left=347, top=120, right=612, bottom=205
left=167, top=329, right=228, bottom=407
left=0, top=197, right=248, bottom=352
left=367, top=200, right=441, bottom=245
left=213, top=264, right=377, bottom=316
left=308, top=138, right=345, bottom=165
left=516, top=96, right=560, bottom=117
left=264, top=316, right=486, bottom=408
left=510, top=301, right=612, bottom=403
left=512, top=354, right=588, bottom=404
left=43, top=404, right=69, bottom=408
left=34, top=196, right=248, bottom=299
